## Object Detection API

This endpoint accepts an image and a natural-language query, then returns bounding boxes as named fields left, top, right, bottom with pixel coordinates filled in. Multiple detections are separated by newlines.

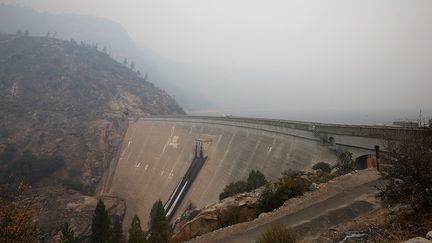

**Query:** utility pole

left=374, top=145, right=380, bottom=171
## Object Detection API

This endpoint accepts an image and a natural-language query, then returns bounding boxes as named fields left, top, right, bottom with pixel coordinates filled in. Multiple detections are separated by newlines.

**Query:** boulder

left=404, top=237, right=432, bottom=243
left=426, top=231, right=432, bottom=240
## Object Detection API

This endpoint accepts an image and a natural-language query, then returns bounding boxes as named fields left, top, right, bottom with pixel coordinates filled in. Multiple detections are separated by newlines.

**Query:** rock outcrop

left=171, top=189, right=262, bottom=242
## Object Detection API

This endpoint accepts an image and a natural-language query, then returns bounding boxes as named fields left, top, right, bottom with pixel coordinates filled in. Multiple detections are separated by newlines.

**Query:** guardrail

left=136, top=115, right=423, bottom=140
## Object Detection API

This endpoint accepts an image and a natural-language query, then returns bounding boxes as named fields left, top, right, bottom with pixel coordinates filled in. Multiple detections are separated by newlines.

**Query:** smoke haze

left=2, top=0, right=432, bottom=124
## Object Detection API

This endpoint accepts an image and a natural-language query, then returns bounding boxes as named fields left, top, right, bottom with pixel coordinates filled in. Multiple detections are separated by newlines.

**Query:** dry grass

left=255, top=224, right=296, bottom=243
left=309, top=207, right=432, bottom=242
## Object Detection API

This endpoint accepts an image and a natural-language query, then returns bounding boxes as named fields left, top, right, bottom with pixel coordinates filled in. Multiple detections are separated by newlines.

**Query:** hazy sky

left=2, top=0, right=432, bottom=123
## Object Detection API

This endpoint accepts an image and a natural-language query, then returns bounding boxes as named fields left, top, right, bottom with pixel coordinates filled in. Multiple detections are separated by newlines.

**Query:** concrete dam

left=103, top=116, right=411, bottom=227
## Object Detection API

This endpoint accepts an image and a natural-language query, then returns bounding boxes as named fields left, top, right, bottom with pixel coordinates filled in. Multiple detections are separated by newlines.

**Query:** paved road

left=190, top=170, right=381, bottom=243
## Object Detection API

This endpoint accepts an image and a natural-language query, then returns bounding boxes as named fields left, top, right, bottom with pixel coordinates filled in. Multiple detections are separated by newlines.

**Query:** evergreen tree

left=123, top=58, right=128, bottom=65
left=91, top=199, right=111, bottom=243
left=130, top=62, right=135, bottom=70
left=111, top=217, right=124, bottom=243
left=60, top=222, right=76, bottom=243
left=24, top=29, right=29, bottom=36
left=148, top=200, right=171, bottom=243
left=127, top=215, right=145, bottom=243
left=16, top=29, right=22, bottom=36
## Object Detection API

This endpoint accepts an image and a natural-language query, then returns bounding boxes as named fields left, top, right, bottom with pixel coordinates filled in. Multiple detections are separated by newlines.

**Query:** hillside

left=0, top=4, right=216, bottom=112
left=0, top=33, right=184, bottom=237
left=0, top=4, right=143, bottom=68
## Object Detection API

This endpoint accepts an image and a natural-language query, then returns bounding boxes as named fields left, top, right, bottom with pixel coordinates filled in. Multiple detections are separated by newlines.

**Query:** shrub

left=0, top=180, right=38, bottom=242
left=247, top=170, right=268, bottom=191
left=312, top=162, right=331, bottom=173
left=281, top=169, right=302, bottom=180
left=218, top=205, right=240, bottom=228
left=59, top=177, right=83, bottom=191
left=336, top=151, right=355, bottom=175
left=219, top=170, right=268, bottom=200
left=256, top=177, right=310, bottom=216
left=67, top=166, right=81, bottom=178
left=379, top=131, right=432, bottom=212
left=219, top=180, right=249, bottom=200
left=3, top=150, right=65, bottom=183
left=318, top=172, right=338, bottom=183
left=256, top=185, right=275, bottom=215
left=255, top=224, right=296, bottom=243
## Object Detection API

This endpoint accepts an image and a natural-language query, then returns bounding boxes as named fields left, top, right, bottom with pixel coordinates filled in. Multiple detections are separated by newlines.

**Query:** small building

left=195, top=138, right=212, bottom=152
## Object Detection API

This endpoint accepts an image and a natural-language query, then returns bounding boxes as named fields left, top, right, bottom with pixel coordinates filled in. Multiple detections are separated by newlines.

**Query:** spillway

left=105, top=118, right=338, bottom=227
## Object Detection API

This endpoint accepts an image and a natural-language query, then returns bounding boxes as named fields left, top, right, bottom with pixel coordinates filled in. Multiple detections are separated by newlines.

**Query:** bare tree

left=379, top=130, right=432, bottom=212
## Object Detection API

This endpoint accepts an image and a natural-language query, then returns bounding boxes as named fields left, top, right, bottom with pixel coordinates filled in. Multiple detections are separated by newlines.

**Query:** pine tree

left=111, top=217, right=124, bottom=243
left=60, top=222, right=76, bottom=243
left=128, top=215, right=145, bottom=243
left=91, top=199, right=111, bottom=243
left=123, top=58, right=128, bottom=65
left=148, top=200, right=171, bottom=243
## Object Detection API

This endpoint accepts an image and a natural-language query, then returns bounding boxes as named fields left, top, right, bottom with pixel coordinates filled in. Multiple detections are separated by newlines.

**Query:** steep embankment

left=0, top=33, right=184, bottom=236
left=107, top=119, right=337, bottom=227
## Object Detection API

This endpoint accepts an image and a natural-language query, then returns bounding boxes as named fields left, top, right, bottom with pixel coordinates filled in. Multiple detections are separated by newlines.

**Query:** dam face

left=106, top=119, right=338, bottom=227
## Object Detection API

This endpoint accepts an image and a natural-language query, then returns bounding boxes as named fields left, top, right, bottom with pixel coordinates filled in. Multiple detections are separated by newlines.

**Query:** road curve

left=189, top=169, right=381, bottom=243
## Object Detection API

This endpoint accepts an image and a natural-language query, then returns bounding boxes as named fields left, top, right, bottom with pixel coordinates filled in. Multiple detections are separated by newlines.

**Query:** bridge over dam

left=103, top=115, right=418, bottom=227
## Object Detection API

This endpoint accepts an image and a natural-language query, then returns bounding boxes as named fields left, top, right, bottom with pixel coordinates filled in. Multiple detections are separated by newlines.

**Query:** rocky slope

left=0, top=33, right=184, bottom=237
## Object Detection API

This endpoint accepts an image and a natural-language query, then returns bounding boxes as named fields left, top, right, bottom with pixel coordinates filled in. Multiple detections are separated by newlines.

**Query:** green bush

left=255, top=224, right=296, bottom=243
left=255, top=185, right=275, bottom=216
left=218, top=205, right=240, bottom=228
left=219, top=170, right=268, bottom=200
left=67, top=166, right=81, bottom=178
left=336, top=151, right=355, bottom=175
left=247, top=170, right=268, bottom=191
left=312, top=162, right=331, bottom=173
left=318, top=172, right=338, bottom=183
left=59, top=177, right=83, bottom=191
left=4, top=150, right=65, bottom=183
left=219, top=180, right=249, bottom=200
left=256, top=177, right=310, bottom=216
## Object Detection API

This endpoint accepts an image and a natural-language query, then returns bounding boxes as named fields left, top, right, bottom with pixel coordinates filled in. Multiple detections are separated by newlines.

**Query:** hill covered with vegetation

left=0, top=33, right=184, bottom=238
left=0, top=33, right=184, bottom=191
